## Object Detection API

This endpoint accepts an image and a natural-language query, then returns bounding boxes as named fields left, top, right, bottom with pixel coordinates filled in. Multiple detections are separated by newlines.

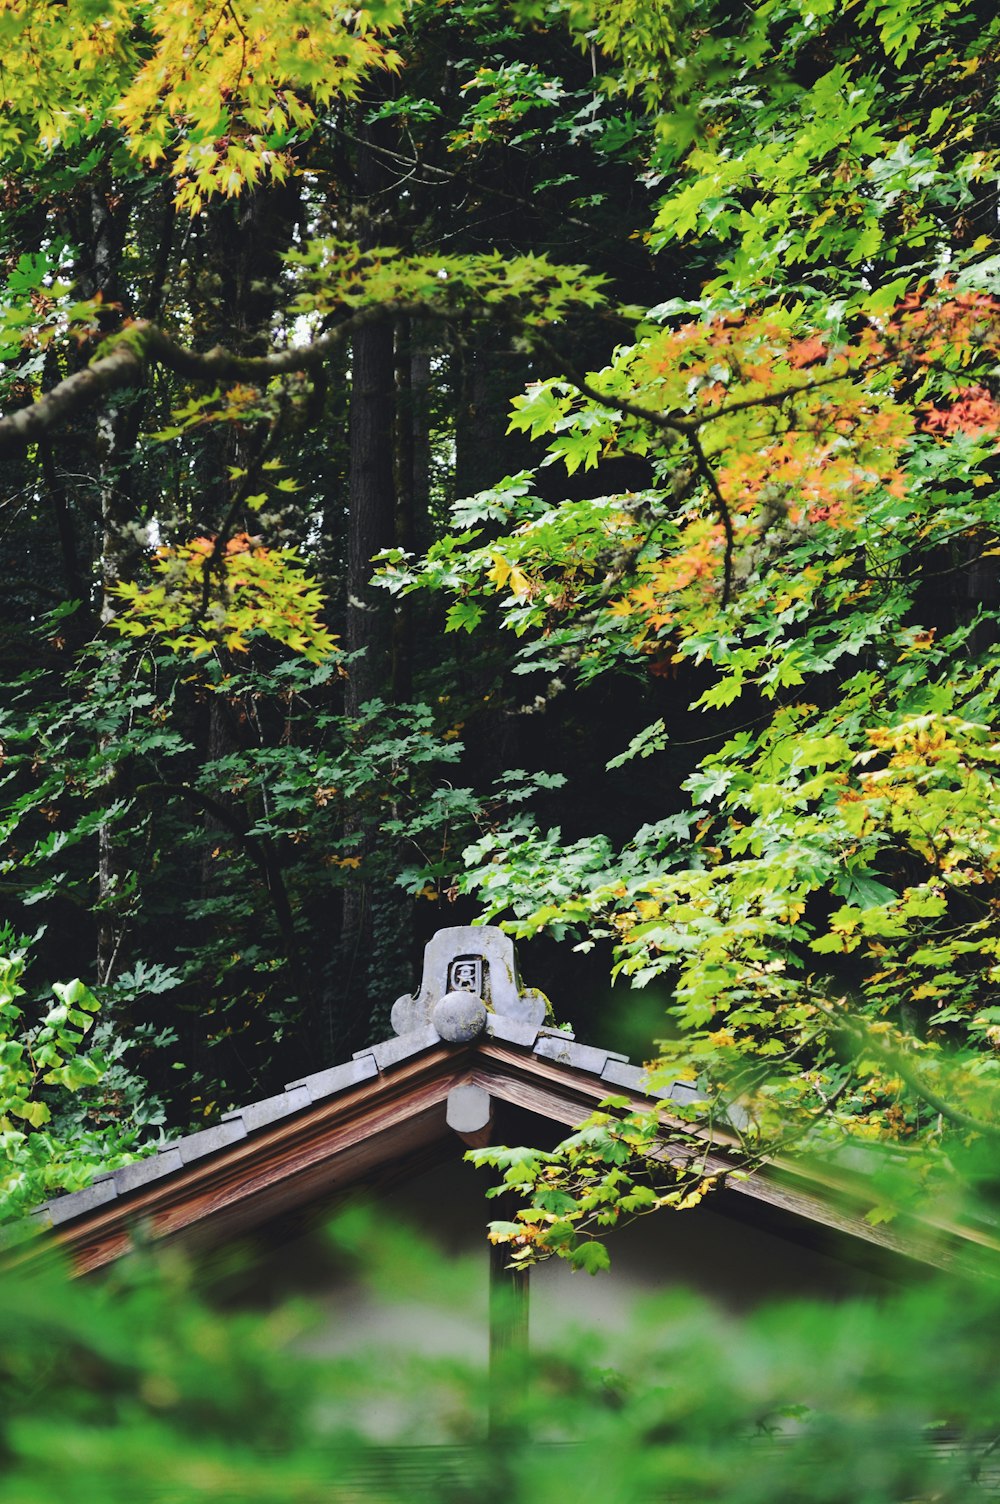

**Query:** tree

left=4, top=0, right=1000, bottom=1250
left=0, top=0, right=643, bottom=1121
left=374, top=0, right=1000, bottom=1261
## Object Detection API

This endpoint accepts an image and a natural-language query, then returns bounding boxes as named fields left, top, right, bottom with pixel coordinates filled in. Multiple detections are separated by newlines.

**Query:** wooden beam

left=51, top=1045, right=472, bottom=1274
left=468, top=1047, right=964, bottom=1269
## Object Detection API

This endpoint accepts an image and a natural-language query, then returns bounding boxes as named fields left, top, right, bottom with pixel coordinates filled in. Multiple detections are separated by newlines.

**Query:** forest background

left=4, top=0, right=1000, bottom=1495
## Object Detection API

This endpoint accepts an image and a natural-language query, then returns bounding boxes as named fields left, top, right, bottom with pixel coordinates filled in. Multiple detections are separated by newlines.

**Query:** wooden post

left=488, top=1195, right=529, bottom=1439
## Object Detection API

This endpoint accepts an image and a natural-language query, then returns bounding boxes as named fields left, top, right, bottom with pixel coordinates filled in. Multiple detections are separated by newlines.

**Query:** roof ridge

left=29, top=928, right=693, bottom=1233
left=33, top=1017, right=682, bottom=1231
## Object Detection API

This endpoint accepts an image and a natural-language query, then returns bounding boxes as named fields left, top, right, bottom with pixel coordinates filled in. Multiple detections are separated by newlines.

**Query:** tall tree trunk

left=391, top=318, right=418, bottom=703
left=454, top=341, right=535, bottom=500
left=82, top=178, right=135, bottom=988
left=339, top=113, right=400, bottom=1045
left=455, top=345, right=505, bottom=500
left=190, top=186, right=315, bottom=1041
left=346, top=316, right=396, bottom=713
left=410, top=340, right=433, bottom=552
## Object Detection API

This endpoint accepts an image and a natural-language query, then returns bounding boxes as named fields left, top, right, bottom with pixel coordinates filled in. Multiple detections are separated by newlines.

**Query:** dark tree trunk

left=190, top=186, right=316, bottom=1029
left=410, top=340, right=433, bottom=551
left=391, top=318, right=418, bottom=703
left=346, top=316, right=397, bottom=712
left=454, top=339, right=537, bottom=502
left=455, top=345, right=508, bottom=500
left=344, top=103, right=399, bottom=715
left=338, top=112, right=402, bottom=1046
left=77, top=177, right=136, bottom=989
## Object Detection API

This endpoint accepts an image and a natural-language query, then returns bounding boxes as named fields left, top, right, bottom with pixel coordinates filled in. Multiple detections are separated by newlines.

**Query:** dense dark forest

left=0, top=0, right=687, bottom=1128
left=3, top=0, right=1000, bottom=1204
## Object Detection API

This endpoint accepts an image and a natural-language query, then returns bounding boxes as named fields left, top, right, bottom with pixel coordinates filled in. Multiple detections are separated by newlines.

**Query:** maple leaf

left=923, top=385, right=1000, bottom=437
left=787, top=336, right=828, bottom=368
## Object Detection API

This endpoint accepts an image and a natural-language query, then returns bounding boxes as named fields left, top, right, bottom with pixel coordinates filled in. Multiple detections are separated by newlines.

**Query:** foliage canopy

left=5, top=0, right=1000, bottom=1493
left=1, top=0, right=1000, bottom=1269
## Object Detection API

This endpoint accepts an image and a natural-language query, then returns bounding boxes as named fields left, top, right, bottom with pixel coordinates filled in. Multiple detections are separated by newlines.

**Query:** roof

left=19, top=927, right=999, bottom=1276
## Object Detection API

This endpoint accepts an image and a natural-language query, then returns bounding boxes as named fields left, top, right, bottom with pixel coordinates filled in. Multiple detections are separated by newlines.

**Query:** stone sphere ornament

left=432, top=990, right=488, bottom=1043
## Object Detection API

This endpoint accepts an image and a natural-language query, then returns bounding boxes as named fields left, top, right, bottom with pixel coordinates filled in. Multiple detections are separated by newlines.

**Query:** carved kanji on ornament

left=449, top=958, right=482, bottom=995
left=391, top=926, right=548, bottom=1043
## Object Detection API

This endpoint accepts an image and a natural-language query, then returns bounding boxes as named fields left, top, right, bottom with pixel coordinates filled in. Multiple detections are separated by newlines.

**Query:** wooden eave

left=29, top=1035, right=996, bottom=1280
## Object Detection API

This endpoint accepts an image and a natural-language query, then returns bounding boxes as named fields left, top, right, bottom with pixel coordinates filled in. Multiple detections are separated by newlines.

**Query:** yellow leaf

left=487, top=554, right=511, bottom=591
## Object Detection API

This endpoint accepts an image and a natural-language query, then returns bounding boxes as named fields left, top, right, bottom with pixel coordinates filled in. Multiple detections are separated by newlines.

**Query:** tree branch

left=816, top=1002, right=1000, bottom=1143
left=687, top=428, right=736, bottom=604
left=0, top=343, right=146, bottom=458
left=0, top=302, right=452, bottom=458
left=534, top=334, right=737, bottom=600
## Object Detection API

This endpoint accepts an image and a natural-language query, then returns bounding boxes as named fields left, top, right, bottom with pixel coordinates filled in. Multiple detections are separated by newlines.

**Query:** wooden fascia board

left=471, top=1043, right=994, bottom=1271
left=471, top=1045, right=908, bottom=1256
left=51, top=1044, right=472, bottom=1275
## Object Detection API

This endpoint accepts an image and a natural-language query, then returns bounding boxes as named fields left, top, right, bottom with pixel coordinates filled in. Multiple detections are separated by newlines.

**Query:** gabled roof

left=22, top=928, right=999, bottom=1276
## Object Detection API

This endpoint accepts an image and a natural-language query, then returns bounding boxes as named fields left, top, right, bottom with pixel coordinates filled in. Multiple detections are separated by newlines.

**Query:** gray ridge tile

left=653, top=1080, right=701, bottom=1105
left=537, top=1025, right=576, bottom=1041
left=111, top=1147, right=185, bottom=1195
left=177, top=1118, right=248, bottom=1166
left=352, top=1024, right=441, bottom=1072
left=486, top=1014, right=539, bottom=1048
left=45, top=1178, right=119, bottom=1227
left=724, top=1102, right=750, bottom=1132
left=600, top=1058, right=649, bottom=1094
left=223, top=1084, right=311, bottom=1131
left=286, top=1055, right=379, bottom=1101
left=534, top=1037, right=630, bottom=1075
left=600, top=1061, right=707, bottom=1108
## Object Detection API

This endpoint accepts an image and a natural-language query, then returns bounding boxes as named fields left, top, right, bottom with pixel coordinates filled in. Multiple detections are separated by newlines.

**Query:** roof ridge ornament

left=391, top=926, right=548, bottom=1044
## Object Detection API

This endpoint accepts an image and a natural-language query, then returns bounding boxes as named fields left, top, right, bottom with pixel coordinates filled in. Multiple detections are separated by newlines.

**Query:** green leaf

left=569, top=1240, right=611, bottom=1275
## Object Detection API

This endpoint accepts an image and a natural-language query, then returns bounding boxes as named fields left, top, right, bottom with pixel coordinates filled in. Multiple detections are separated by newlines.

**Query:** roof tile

left=534, top=1037, right=629, bottom=1076
left=352, top=1024, right=441, bottom=1072
left=654, top=1080, right=701, bottom=1105
left=600, top=1058, right=648, bottom=1094
left=177, top=1118, right=247, bottom=1165
left=286, top=1057, right=378, bottom=1103
left=46, top=1178, right=118, bottom=1227
left=112, top=1147, right=185, bottom=1195
left=225, top=1084, right=311, bottom=1131
left=486, top=1014, right=539, bottom=1048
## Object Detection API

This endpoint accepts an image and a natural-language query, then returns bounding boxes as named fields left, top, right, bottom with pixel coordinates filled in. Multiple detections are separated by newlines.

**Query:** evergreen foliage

left=1, top=0, right=1000, bottom=1441
left=3, top=0, right=1000, bottom=1490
